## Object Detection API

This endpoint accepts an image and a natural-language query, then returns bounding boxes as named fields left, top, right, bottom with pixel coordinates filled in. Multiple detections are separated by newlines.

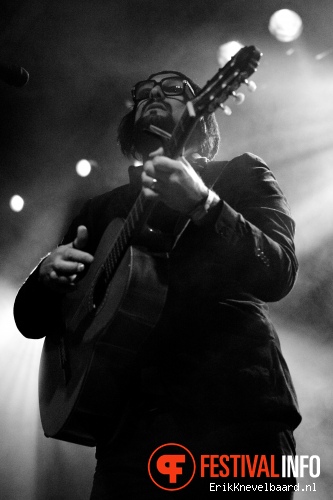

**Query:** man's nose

left=149, top=83, right=165, bottom=99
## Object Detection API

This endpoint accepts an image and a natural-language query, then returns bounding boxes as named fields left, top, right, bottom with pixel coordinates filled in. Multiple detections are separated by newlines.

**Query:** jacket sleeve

left=13, top=199, right=94, bottom=339
left=192, top=153, right=298, bottom=302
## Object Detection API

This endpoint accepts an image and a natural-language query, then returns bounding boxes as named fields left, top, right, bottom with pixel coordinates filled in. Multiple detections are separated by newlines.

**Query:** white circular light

left=76, top=159, right=92, bottom=177
left=269, top=9, right=303, bottom=43
left=10, top=195, right=24, bottom=212
left=217, top=41, right=244, bottom=68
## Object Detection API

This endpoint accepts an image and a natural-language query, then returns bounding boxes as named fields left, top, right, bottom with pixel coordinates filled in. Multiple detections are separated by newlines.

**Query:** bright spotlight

left=76, top=159, right=92, bottom=177
left=217, top=41, right=244, bottom=68
left=9, top=195, right=24, bottom=212
left=269, top=9, right=303, bottom=42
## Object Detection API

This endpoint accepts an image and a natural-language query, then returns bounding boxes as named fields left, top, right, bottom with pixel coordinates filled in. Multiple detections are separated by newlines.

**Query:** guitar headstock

left=147, top=45, right=262, bottom=158
left=193, top=45, right=262, bottom=116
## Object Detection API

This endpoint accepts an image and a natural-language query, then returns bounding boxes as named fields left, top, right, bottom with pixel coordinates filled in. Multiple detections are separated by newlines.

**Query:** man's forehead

left=147, top=70, right=189, bottom=81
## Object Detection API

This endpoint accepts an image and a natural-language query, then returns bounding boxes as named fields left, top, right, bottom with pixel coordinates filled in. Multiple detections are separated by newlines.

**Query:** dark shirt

left=14, top=152, right=301, bottom=437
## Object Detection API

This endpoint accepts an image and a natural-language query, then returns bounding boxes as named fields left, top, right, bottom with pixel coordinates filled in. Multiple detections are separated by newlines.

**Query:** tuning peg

left=244, top=79, right=257, bottom=92
left=219, top=104, right=232, bottom=115
left=232, top=92, right=245, bottom=104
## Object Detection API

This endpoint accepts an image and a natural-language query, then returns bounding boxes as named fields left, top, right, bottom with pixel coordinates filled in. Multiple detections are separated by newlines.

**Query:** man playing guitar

left=14, top=67, right=301, bottom=498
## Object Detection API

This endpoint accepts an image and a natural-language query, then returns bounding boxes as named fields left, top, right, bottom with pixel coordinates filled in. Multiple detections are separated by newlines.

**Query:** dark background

left=0, top=1, right=332, bottom=498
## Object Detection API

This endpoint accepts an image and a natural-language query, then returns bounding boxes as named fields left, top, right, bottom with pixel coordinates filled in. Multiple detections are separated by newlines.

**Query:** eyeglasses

left=131, top=77, right=196, bottom=103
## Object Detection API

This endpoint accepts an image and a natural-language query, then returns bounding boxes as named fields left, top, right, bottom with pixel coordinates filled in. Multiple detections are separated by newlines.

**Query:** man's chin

left=133, top=114, right=176, bottom=157
left=137, top=112, right=175, bottom=132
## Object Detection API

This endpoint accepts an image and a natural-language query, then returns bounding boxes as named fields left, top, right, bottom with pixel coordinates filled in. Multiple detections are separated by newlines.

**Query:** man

left=14, top=71, right=301, bottom=498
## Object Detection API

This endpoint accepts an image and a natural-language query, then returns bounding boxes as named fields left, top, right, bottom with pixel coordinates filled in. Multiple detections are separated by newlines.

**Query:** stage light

left=76, top=159, right=92, bottom=177
left=315, top=48, right=333, bottom=61
left=269, top=9, right=303, bottom=43
left=9, top=194, right=24, bottom=212
left=217, top=41, right=244, bottom=68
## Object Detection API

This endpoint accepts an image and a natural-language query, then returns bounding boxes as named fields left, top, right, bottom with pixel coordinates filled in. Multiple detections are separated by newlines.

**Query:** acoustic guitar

left=39, top=45, right=262, bottom=446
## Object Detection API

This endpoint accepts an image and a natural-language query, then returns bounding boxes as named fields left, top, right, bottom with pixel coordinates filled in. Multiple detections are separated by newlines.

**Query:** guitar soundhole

left=92, top=268, right=109, bottom=311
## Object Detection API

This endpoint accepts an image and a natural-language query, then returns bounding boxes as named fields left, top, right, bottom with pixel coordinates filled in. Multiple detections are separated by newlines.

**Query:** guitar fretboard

left=102, top=192, right=152, bottom=281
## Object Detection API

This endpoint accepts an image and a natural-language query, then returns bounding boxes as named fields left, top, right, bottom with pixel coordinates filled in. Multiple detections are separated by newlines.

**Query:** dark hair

left=117, top=71, right=220, bottom=161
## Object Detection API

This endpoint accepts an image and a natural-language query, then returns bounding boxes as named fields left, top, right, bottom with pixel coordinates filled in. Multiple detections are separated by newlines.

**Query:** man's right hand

left=39, top=225, right=94, bottom=292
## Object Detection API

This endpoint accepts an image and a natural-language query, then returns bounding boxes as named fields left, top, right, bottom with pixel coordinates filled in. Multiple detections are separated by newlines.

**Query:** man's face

left=131, top=71, right=196, bottom=158
left=134, top=72, right=193, bottom=128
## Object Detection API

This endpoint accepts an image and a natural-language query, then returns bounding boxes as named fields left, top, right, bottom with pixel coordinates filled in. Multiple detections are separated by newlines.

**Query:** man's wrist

left=189, top=189, right=220, bottom=222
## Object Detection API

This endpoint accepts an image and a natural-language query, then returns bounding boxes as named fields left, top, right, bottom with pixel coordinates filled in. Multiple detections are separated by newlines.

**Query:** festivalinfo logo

left=148, top=443, right=320, bottom=492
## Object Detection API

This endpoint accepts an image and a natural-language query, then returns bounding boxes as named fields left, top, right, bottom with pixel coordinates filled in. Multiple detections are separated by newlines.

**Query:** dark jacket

left=14, top=153, right=301, bottom=433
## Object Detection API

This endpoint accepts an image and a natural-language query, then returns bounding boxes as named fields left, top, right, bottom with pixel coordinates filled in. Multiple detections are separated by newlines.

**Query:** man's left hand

left=141, top=147, right=209, bottom=213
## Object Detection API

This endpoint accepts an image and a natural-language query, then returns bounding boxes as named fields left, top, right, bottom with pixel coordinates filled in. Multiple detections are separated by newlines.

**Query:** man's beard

left=132, top=110, right=176, bottom=159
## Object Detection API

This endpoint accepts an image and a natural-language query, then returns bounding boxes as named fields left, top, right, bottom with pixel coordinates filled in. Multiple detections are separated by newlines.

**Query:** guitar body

left=39, top=218, right=169, bottom=446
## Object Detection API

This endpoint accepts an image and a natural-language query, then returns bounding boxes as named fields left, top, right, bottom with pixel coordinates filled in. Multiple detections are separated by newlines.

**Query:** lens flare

left=269, top=9, right=303, bottom=43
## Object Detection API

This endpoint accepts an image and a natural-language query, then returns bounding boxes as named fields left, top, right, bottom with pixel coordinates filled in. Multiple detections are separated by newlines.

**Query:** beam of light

left=0, top=278, right=96, bottom=499
left=9, top=194, right=25, bottom=212
left=217, top=41, right=244, bottom=68
left=269, top=9, right=303, bottom=43
left=0, top=278, right=44, bottom=498
left=270, top=316, right=333, bottom=497
left=292, top=156, right=333, bottom=256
